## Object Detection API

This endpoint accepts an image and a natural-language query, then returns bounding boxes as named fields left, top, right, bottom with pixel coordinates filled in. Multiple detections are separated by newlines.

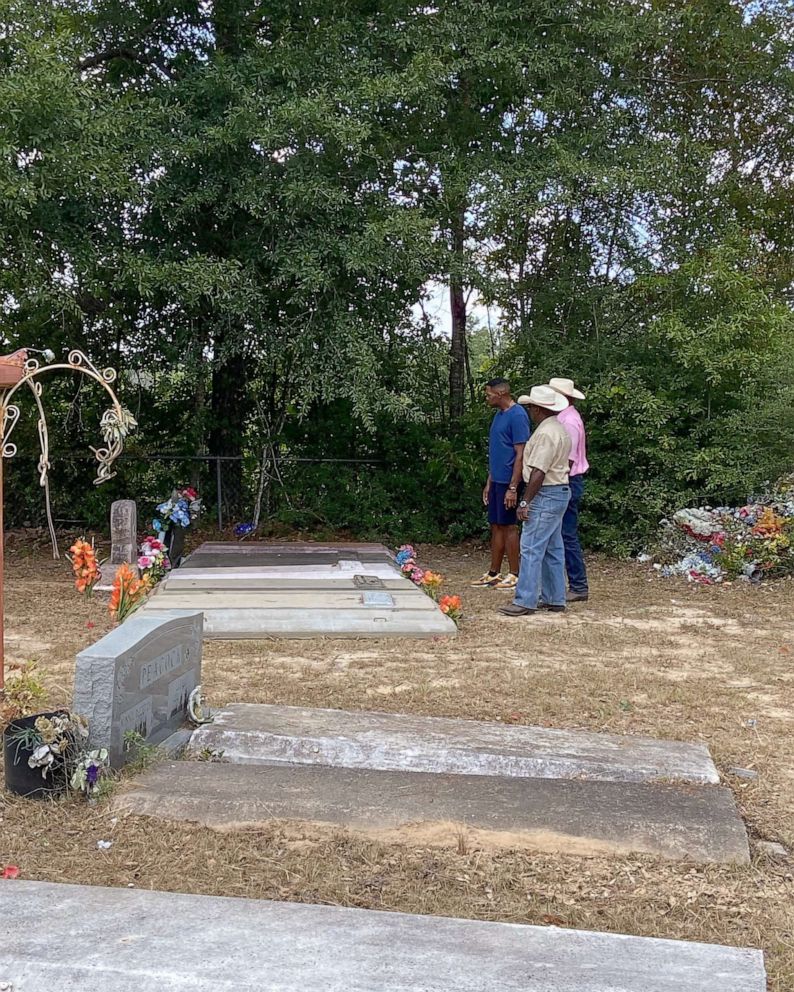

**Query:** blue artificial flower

left=234, top=522, right=254, bottom=537
left=152, top=519, right=162, bottom=532
left=86, top=764, right=99, bottom=786
left=395, top=549, right=413, bottom=566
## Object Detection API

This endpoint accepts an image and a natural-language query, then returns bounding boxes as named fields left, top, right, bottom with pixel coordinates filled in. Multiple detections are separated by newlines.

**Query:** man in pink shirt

left=548, top=377, right=589, bottom=602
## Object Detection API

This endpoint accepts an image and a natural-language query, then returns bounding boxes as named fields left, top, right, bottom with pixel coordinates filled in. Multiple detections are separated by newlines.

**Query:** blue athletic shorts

left=488, top=482, right=521, bottom=526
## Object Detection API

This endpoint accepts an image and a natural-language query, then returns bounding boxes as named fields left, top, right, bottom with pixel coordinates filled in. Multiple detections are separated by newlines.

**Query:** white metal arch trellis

left=0, top=349, right=136, bottom=690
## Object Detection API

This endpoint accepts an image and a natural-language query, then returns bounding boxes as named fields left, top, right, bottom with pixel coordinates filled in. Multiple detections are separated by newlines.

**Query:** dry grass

left=2, top=535, right=794, bottom=988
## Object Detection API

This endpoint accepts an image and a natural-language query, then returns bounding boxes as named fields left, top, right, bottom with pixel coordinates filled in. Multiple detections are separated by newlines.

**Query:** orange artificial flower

left=109, top=563, right=152, bottom=622
left=69, top=538, right=101, bottom=597
left=438, top=594, right=462, bottom=624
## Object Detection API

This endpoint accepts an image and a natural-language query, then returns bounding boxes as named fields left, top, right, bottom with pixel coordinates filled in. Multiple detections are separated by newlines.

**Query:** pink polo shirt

left=557, top=405, right=589, bottom=476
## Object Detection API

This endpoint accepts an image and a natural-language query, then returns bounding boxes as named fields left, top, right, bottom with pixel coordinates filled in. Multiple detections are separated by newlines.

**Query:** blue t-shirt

left=489, top=404, right=531, bottom=483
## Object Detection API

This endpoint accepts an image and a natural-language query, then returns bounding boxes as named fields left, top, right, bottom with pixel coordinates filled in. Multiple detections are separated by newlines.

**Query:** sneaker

left=566, top=590, right=589, bottom=603
left=494, top=573, right=518, bottom=589
left=471, top=572, right=503, bottom=588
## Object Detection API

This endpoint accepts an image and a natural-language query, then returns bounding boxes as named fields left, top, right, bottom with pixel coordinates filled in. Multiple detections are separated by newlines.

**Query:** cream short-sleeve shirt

left=522, top=416, right=571, bottom=486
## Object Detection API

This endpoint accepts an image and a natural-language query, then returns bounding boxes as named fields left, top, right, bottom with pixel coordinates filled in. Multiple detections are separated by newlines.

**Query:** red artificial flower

left=2, top=866, right=20, bottom=879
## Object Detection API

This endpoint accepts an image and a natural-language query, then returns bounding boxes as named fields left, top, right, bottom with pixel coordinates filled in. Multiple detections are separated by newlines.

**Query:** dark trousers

left=562, top=474, right=588, bottom=593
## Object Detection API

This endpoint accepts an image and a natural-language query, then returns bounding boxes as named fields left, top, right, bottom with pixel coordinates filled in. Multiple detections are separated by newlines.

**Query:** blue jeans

left=562, top=474, right=588, bottom=594
left=513, top=484, right=570, bottom=609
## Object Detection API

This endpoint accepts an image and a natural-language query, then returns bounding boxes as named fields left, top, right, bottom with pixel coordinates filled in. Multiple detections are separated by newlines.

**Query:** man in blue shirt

left=472, top=378, right=530, bottom=589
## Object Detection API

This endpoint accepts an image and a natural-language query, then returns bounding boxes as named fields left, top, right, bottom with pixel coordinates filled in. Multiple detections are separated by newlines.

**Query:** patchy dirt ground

left=2, top=534, right=793, bottom=988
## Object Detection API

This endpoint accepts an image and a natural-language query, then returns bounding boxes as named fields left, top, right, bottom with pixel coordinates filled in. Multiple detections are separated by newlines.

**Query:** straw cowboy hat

left=548, top=376, right=585, bottom=400
left=516, top=385, right=568, bottom=413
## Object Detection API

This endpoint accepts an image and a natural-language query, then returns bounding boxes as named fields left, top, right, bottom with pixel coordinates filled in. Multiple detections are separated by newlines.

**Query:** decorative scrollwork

left=0, top=349, right=133, bottom=489
left=67, top=349, right=117, bottom=384
left=2, top=405, right=20, bottom=459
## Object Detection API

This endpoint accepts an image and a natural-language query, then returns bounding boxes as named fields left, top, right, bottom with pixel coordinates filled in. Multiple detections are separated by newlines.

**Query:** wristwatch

left=508, top=485, right=518, bottom=492
left=519, top=500, right=528, bottom=508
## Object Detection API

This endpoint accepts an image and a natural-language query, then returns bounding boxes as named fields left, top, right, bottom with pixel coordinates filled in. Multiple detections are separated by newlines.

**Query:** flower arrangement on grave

left=394, top=544, right=463, bottom=620
left=21, top=712, right=89, bottom=779
left=646, top=474, right=794, bottom=584
left=70, top=748, right=110, bottom=798
left=420, top=570, right=444, bottom=601
left=109, top=563, right=152, bottom=622
left=3, top=709, right=88, bottom=789
left=395, top=543, right=423, bottom=582
left=68, top=538, right=102, bottom=597
left=153, top=486, right=202, bottom=531
left=137, top=536, right=170, bottom=584
left=439, top=595, right=463, bottom=624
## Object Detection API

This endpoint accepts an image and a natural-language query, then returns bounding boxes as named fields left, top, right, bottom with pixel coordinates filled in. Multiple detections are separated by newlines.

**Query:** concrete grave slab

left=145, top=590, right=436, bottom=610
left=169, top=564, right=402, bottom=580
left=163, top=576, right=410, bottom=592
left=187, top=703, right=720, bottom=784
left=117, top=761, right=750, bottom=863
left=73, top=610, right=203, bottom=766
left=136, top=605, right=457, bottom=638
left=184, top=541, right=395, bottom=569
left=0, top=881, right=765, bottom=992
left=194, top=540, right=394, bottom=554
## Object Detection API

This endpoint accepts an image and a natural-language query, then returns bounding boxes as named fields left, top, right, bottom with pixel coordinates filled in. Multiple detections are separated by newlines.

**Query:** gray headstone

left=110, top=499, right=137, bottom=565
left=73, top=610, right=203, bottom=766
left=95, top=500, right=139, bottom=591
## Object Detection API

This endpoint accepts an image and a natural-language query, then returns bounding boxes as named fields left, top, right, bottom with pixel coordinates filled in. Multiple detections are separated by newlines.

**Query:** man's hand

left=504, top=487, right=518, bottom=509
left=482, top=483, right=491, bottom=506
left=517, top=504, right=529, bottom=522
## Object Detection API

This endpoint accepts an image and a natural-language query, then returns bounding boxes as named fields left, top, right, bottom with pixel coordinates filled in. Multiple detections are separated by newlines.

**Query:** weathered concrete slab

left=0, top=881, right=765, bottom=991
left=147, top=590, right=437, bottom=611
left=73, top=610, right=203, bottom=766
left=171, top=564, right=402, bottom=580
left=137, top=605, right=457, bottom=638
left=194, top=541, right=394, bottom=555
left=185, top=552, right=396, bottom=568
left=155, top=542, right=451, bottom=639
left=184, top=542, right=396, bottom=569
left=117, top=761, right=750, bottom=863
left=164, top=576, right=412, bottom=592
left=188, top=704, right=720, bottom=784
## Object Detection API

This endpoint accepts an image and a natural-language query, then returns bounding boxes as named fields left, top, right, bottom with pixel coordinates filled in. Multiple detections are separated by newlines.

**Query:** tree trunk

left=448, top=207, right=467, bottom=421
left=209, top=347, right=247, bottom=516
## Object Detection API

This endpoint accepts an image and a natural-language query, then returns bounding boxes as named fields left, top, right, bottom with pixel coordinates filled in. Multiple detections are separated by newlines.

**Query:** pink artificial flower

left=138, top=555, right=153, bottom=569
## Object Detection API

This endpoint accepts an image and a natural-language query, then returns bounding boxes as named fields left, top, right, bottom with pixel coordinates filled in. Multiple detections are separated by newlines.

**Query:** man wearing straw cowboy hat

left=548, top=376, right=590, bottom=603
left=500, top=385, right=571, bottom=617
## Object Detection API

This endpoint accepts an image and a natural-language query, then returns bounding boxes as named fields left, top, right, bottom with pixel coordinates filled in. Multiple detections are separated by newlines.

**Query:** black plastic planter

left=3, top=711, right=71, bottom=798
left=165, top=525, right=187, bottom=569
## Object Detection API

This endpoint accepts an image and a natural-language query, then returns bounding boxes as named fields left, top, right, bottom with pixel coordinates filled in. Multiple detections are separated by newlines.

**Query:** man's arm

left=517, top=468, right=546, bottom=520
left=482, top=472, right=492, bottom=506
left=504, top=443, right=526, bottom=508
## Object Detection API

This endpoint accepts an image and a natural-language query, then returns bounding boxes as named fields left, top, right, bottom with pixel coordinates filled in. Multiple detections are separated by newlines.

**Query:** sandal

left=471, top=572, right=503, bottom=587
